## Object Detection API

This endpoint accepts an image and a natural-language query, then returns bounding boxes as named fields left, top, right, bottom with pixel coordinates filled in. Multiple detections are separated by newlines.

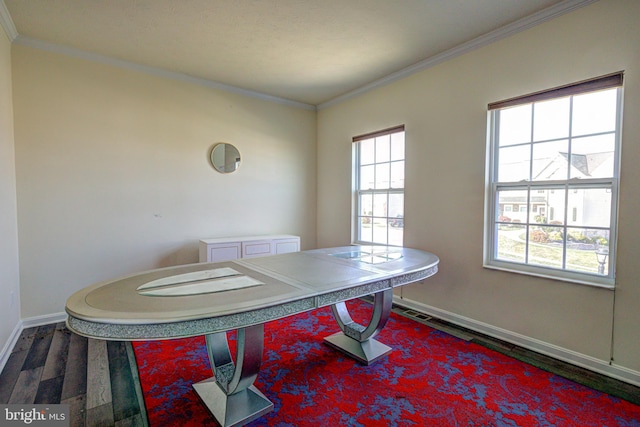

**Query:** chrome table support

left=192, top=324, right=273, bottom=427
left=324, top=289, right=393, bottom=365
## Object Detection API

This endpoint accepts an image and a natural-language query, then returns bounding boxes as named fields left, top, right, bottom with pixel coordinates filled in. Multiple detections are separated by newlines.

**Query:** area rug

left=132, top=300, right=640, bottom=426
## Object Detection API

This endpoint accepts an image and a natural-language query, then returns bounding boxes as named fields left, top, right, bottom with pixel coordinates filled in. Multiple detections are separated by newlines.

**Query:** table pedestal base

left=193, top=379, right=273, bottom=427
left=193, top=324, right=273, bottom=427
left=324, top=289, right=393, bottom=365
left=324, top=331, right=392, bottom=365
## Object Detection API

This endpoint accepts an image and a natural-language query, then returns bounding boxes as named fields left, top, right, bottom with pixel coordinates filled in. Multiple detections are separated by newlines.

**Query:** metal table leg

left=192, top=324, right=273, bottom=427
left=324, top=289, right=393, bottom=365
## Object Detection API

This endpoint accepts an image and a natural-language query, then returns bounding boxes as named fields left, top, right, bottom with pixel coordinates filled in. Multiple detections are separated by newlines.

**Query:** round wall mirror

left=210, top=143, right=241, bottom=173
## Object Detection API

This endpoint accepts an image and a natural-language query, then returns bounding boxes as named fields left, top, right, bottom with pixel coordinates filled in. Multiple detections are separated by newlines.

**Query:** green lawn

left=497, top=233, right=602, bottom=274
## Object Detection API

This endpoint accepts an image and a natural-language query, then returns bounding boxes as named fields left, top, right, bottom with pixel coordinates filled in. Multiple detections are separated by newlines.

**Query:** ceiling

left=3, top=0, right=589, bottom=107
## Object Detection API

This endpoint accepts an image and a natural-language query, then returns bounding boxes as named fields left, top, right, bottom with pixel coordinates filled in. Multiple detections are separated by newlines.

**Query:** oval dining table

left=66, top=245, right=439, bottom=427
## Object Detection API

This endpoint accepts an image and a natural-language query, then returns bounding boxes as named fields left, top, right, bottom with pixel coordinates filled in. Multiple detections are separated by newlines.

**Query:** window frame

left=484, top=73, right=623, bottom=288
left=352, top=125, right=405, bottom=247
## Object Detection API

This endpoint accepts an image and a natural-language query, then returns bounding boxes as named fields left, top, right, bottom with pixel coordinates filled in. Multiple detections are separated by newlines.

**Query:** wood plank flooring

left=0, top=322, right=147, bottom=426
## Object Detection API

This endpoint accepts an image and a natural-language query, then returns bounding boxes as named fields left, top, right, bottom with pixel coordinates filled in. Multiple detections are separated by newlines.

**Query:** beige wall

left=12, top=45, right=317, bottom=318
left=5, top=0, right=639, bottom=383
left=318, top=0, right=640, bottom=375
left=0, top=30, right=20, bottom=350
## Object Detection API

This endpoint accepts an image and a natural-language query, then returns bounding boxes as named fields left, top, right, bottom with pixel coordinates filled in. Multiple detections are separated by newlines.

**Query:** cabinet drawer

left=209, top=243, right=241, bottom=262
left=274, top=239, right=299, bottom=254
left=242, top=241, right=273, bottom=258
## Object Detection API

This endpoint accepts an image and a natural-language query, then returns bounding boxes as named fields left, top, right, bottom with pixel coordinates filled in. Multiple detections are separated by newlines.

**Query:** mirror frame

left=210, top=143, right=241, bottom=174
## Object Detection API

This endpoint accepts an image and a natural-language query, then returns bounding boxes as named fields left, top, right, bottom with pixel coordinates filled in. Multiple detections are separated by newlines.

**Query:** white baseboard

left=0, top=320, right=24, bottom=373
left=21, top=312, right=67, bottom=329
left=393, top=296, right=640, bottom=387
left=0, top=312, right=67, bottom=373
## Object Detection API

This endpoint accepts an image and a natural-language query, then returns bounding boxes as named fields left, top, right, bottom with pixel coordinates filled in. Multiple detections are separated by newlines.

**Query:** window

left=353, top=125, right=405, bottom=246
left=485, top=72, right=623, bottom=287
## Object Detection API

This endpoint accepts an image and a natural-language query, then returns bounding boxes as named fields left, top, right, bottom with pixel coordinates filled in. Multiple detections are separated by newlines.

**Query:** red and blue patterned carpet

left=132, top=300, right=640, bottom=426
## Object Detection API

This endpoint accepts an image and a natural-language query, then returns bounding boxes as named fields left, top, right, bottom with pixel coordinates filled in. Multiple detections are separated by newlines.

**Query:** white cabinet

left=199, top=235, right=300, bottom=262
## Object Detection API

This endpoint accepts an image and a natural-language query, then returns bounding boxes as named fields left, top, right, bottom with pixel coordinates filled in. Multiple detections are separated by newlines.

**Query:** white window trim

left=352, top=125, right=405, bottom=247
left=483, top=77, right=623, bottom=289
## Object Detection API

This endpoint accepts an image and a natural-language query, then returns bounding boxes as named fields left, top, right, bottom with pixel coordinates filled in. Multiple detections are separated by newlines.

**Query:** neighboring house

left=498, top=150, right=613, bottom=228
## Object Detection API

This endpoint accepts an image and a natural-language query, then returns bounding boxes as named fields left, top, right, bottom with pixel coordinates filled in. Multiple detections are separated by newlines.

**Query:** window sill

left=483, top=262, right=615, bottom=290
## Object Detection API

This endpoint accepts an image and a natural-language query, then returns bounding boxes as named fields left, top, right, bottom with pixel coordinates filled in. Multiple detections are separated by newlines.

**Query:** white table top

left=66, top=245, right=439, bottom=340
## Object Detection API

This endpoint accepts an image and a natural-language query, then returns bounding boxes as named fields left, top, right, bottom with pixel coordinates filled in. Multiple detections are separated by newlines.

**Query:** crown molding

left=0, top=0, right=17, bottom=41
left=4, top=0, right=598, bottom=110
left=318, top=0, right=599, bottom=110
left=2, top=0, right=313, bottom=109
left=12, top=35, right=317, bottom=111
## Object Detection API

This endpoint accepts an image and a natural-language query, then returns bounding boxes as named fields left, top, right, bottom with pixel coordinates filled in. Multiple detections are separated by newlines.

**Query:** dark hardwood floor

left=0, top=322, right=147, bottom=426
